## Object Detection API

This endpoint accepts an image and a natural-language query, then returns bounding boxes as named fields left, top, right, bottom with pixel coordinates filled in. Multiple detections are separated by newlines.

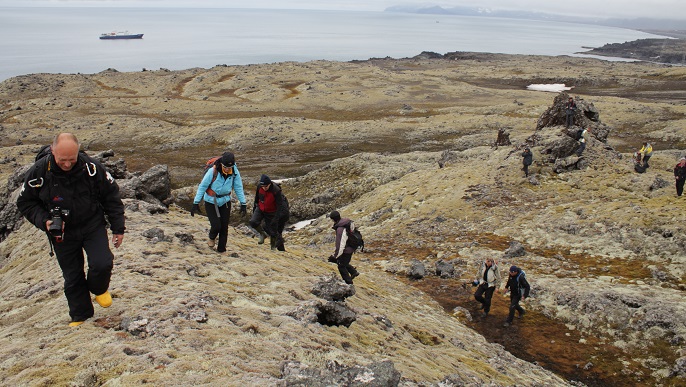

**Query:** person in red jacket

left=249, top=174, right=288, bottom=251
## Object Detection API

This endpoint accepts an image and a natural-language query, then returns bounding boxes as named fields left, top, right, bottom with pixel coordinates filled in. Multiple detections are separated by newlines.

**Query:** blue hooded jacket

left=193, top=165, right=246, bottom=207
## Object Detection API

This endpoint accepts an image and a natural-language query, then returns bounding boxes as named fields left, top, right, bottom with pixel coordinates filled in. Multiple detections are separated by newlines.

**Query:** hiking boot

left=69, top=321, right=84, bottom=327
left=257, top=231, right=267, bottom=245
left=95, top=291, right=112, bottom=308
left=351, top=271, right=360, bottom=280
left=518, top=310, right=526, bottom=319
left=482, top=311, right=489, bottom=317
left=270, top=237, right=277, bottom=250
left=207, top=238, right=216, bottom=248
left=503, top=322, right=511, bottom=327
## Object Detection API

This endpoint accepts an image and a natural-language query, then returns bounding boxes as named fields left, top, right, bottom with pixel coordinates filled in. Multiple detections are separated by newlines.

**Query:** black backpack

left=273, top=182, right=290, bottom=221
left=574, top=128, right=584, bottom=141
left=344, top=221, right=365, bottom=252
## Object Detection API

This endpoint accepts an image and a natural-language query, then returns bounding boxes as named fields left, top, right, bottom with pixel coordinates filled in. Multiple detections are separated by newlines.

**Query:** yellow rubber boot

left=95, top=291, right=112, bottom=308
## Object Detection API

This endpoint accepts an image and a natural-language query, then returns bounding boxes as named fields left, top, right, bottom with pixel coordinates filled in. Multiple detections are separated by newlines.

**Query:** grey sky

left=1, top=0, right=684, bottom=21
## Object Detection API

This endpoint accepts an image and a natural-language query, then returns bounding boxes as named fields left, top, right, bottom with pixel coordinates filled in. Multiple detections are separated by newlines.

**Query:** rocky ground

left=1, top=52, right=685, bottom=386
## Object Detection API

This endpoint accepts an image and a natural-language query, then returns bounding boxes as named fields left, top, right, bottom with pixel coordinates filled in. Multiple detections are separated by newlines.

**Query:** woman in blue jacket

left=191, top=152, right=247, bottom=252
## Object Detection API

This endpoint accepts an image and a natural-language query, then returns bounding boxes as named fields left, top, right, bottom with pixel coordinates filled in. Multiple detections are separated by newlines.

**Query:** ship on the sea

left=99, top=31, right=144, bottom=40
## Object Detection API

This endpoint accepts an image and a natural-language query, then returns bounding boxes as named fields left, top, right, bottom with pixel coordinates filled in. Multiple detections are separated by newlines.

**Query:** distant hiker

left=503, top=265, right=530, bottom=327
left=328, top=211, right=360, bottom=285
left=565, top=97, right=576, bottom=128
left=638, top=142, right=653, bottom=168
left=521, top=147, right=533, bottom=177
left=473, top=258, right=501, bottom=317
left=191, top=152, right=247, bottom=253
left=674, top=157, right=686, bottom=197
left=16, top=133, right=125, bottom=327
left=633, top=152, right=646, bottom=174
left=249, top=174, right=289, bottom=251
left=576, top=127, right=590, bottom=157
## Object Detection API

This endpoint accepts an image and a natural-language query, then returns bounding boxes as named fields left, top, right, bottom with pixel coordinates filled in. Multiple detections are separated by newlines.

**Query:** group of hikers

left=15, top=128, right=683, bottom=328
left=525, top=97, right=685, bottom=196
left=473, top=258, right=530, bottom=327
left=15, top=134, right=361, bottom=326
left=189, top=153, right=289, bottom=253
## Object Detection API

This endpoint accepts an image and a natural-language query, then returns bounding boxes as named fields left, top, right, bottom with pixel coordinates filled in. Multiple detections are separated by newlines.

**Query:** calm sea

left=0, top=7, right=662, bottom=82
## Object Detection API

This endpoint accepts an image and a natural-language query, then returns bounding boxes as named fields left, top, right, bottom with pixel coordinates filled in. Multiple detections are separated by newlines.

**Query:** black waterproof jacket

left=17, top=153, right=125, bottom=234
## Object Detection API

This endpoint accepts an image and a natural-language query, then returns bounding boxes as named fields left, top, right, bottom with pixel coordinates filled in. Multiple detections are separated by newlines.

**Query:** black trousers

left=474, top=283, right=495, bottom=313
left=642, top=155, right=651, bottom=168
left=522, top=164, right=530, bottom=177
left=576, top=142, right=586, bottom=156
left=507, top=295, right=525, bottom=323
left=250, top=208, right=286, bottom=250
left=677, top=178, right=685, bottom=196
left=205, top=201, right=231, bottom=252
left=336, top=252, right=358, bottom=284
left=53, top=225, right=113, bottom=322
left=566, top=112, right=574, bottom=128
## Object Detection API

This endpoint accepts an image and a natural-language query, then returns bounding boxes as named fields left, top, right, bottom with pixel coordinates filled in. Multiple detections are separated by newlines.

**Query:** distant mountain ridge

left=385, top=5, right=686, bottom=32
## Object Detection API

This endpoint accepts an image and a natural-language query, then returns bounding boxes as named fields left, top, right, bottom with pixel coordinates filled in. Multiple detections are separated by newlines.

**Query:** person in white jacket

left=473, top=258, right=501, bottom=317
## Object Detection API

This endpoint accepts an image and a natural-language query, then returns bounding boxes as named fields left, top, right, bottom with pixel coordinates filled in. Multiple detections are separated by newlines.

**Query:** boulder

left=435, top=259, right=456, bottom=278
left=279, top=359, right=401, bottom=386
left=408, top=259, right=426, bottom=280
left=311, top=275, right=356, bottom=301
left=139, top=164, right=171, bottom=203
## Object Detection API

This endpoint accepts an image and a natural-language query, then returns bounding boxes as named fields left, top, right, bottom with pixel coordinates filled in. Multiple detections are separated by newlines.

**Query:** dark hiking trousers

left=336, top=252, right=358, bottom=284
left=566, top=112, right=574, bottom=128
left=53, top=225, right=113, bottom=322
left=250, top=208, right=286, bottom=250
left=576, top=142, right=586, bottom=156
left=507, top=295, right=525, bottom=323
left=474, top=283, right=495, bottom=314
left=205, top=201, right=231, bottom=252
left=677, top=178, right=685, bottom=196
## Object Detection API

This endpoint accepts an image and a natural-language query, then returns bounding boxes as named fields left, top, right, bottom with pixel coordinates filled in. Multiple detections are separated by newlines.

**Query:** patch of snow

left=291, top=219, right=315, bottom=230
left=526, top=83, right=573, bottom=92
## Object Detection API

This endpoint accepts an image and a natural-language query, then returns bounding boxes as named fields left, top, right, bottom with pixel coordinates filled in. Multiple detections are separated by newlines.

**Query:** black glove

left=191, top=203, right=200, bottom=217
left=328, top=255, right=337, bottom=263
left=240, top=204, right=247, bottom=217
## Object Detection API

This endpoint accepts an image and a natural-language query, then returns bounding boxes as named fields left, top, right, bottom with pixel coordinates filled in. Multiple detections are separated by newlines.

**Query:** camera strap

left=44, top=231, right=56, bottom=257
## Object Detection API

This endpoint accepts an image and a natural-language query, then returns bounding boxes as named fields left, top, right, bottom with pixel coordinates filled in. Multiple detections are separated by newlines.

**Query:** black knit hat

left=220, top=152, right=235, bottom=167
left=258, top=174, right=272, bottom=186
left=329, top=211, right=341, bottom=222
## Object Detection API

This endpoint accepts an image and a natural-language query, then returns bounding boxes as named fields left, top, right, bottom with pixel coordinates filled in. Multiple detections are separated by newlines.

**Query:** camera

left=48, top=207, right=70, bottom=239
left=471, top=280, right=480, bottom=287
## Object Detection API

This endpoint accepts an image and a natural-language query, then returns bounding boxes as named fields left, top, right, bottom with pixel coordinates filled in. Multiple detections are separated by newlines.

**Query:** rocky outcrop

left=278, top=359, right=401, bottom=386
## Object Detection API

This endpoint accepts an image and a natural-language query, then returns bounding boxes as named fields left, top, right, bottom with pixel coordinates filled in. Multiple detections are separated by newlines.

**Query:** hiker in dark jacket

left=328, top=211, right=360, bottom=285
left=191, top=152, right=247, bottom=253
left=674, top=157, right=686, bottom=197
left=249, top=174, right=288, bottom=251
left=565, top=97, right=576, bottom=128
left=521, top=147, right=533, bottom=177
left=16, top=133, right=125, bottom=327
left=503, top=265, right=530, bottom=327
